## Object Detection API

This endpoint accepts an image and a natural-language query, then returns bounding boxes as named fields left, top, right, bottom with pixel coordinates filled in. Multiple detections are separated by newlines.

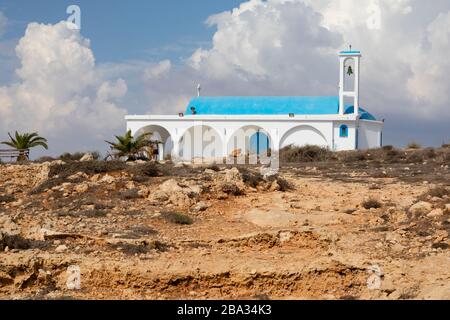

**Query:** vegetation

left=106, top=130, right=159, bottom=161
left=59, top=151, right=101, bottom=161
left=1, top=131, right=48, bottom=161
left=280, top=145, right=333, bottom=163
left=362, top=198, right=382, bottom=210
left=407, top=142, right=421, bottom=149
left=160, top=211, right=194, bottom=225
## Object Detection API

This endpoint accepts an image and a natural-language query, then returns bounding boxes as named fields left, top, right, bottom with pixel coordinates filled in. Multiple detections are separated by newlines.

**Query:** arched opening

left=227, top=125, right=273, bottom=164
left=340, top=125, right=349, bottom=138
left=178, top=125, right=223, bottom=162
left=280, top=125, right=328, bottom=149
left=343, top=57, right=355, bottom=92
left=250, top=131, right=270, bottom=156
left=135, top=125, right=173, bottom=161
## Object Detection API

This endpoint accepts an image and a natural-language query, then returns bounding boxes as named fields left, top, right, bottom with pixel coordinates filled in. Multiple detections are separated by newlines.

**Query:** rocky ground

left=0, top=147, right=449, bottom=300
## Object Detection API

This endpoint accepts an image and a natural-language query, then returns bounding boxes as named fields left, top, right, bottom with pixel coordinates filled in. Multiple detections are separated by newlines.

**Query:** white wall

left=126, top=115, right=383, bottom=160
left=358, top=120, right=383, bottom=149
left=333, top=121, right=356, bottom=151
left=280, top=125, right=328, bottom=149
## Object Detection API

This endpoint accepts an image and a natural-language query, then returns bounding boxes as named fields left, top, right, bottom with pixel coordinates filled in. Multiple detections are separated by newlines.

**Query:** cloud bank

left=1, top=0, right=449, bottom=157
left=0, top=21, right=127, bottom=155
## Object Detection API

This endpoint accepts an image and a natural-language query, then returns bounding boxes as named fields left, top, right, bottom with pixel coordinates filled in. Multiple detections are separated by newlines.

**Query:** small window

left=340, top=125, right=349, bottom=138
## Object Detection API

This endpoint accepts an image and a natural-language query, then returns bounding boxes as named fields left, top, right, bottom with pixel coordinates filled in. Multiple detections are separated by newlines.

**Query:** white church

left=126, top=50, right=384, bottom=162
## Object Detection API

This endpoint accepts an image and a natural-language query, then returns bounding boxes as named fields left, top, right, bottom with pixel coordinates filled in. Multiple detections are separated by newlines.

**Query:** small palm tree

left=106, top=130, right=157, bottom=161
left=1, top=131, right=48, bottom=161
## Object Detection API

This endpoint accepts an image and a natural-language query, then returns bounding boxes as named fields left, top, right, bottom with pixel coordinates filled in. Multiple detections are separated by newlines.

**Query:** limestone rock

left=150, top=179, right=201, bottom=207
left=193, top=201, right=209, bottom=212
left=427, top=209, right=444, bottom=218
left=55, top=245, right=68, bottom=253
left=445, top=204, right=450, bottom=214
left=100, top=175, right=115, bottom=184
left=80, top=153, right=94, bottom=162
left=74, top=183, right=89, bottom=193
left=409, top=201, right=432, bottom=215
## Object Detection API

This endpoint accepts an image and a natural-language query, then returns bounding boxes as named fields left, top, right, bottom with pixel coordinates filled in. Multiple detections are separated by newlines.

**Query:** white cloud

left=141, top=0, right=450, bottom=126
left=0, top=21, right=127, bottom=156
left=143, top=60, right=171, bottom=80
left=1, top=1, right=450, bottom=153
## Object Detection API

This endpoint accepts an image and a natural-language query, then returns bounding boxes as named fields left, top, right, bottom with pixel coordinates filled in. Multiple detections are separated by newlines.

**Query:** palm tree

left=106, top=130, right=158, bottom=161
left=1, top=131, right=48, bottom=161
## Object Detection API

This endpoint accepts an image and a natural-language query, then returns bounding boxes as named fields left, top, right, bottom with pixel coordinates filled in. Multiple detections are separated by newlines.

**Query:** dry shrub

left=110, top=240, right=168, bottom=255
left=406, top=148, right=436, bottom=163
left=127, top=163, right=160, bottom=182
left=238, top=167, right=264, bottom=188
left=49, top=161, right=126, bottom=178
left=0, top=232, right=31, bottom=250
left=407, top=142, right=422, bottom=149
left=0, top=195, right=16, bottom=203
left=280, top=145, right=332, bottom=163
left=119, top=189, right=141, bottom=200
left=59, top=151, right=101, bottom=161
left=222, top=183, right=244, bottom=196
left=362, top=198, right=382, bottom=209
left=160, top=211, right=194, bottom=225
left=55, top=210, right=107, bottom=218
left=419, top=186, right=449, bottom=200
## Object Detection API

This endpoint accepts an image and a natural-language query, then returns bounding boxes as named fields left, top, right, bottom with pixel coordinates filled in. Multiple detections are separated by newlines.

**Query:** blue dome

left=344, top=105, right=376, bottom=120
left=186, top=96, right=377, bottom=120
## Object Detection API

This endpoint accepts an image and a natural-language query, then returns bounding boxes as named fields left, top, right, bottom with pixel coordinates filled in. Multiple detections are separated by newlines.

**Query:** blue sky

left=0, top=0, right=449, bottom=156
left=0, top=0, right=244, bottom=63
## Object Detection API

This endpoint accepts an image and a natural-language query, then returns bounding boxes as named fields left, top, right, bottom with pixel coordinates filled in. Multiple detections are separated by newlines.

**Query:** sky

left=0, top=0, right=449, bottom=158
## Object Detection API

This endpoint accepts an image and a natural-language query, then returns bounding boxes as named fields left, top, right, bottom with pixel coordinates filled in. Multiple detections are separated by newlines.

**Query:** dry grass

left=0, top=195, right=16, bottom=203
left=280, top=145, right=333, bottom=163
left=362, top=198, right=382, bottom=210
left=407, top=142, right=422, bottom=149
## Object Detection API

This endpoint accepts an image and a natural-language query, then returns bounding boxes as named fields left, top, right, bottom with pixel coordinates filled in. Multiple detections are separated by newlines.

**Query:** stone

left=55, top=245, right=68, bottom=253
left=408, top=201, right=433, bottom=215
left=151, top=179, right=201, bottom=207
left=268, top=180, right=280, bottom=192
left=90, top=174, right=101, bottom=182
left=427, top=209, right=444, bottom=218
left=79, top=153, right=94, bottom=162
left=445, top=204, right=450, bottom=213
left=100, top=175, right=115, bottom=184
left=278, top=231, right=293, bottom=243
left=193, top=201, right=209, bottom=212
left=74, top=183, right=89, bottom=193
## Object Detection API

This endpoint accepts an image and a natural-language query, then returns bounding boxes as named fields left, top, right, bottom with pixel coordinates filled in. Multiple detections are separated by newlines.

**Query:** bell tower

left=339, top=48, right=361, bottom=116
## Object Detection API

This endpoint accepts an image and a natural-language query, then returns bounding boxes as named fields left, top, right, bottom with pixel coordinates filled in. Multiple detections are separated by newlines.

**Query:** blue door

left=250, top=131, right=270, bottom=156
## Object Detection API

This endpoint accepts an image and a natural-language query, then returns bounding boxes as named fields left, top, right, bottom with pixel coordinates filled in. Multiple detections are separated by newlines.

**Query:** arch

left=340, top=125, right=349, bottom=138
left=227, top=125, right=274, bottom=161
left=135, top=125, right=173, bottom=161
left=343, top=57, right=355, bottom=92
left=280, top=125, right=328, bottom=149
left=178, top=125, right=223, bottom=162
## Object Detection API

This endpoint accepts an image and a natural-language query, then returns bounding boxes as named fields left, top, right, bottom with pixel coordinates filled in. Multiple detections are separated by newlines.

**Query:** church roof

left=186, top=96, right=376, bottom=120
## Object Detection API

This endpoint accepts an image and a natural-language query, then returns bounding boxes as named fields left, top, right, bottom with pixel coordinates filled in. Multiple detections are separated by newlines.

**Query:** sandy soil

left=0, top=152, right=449, bottom=300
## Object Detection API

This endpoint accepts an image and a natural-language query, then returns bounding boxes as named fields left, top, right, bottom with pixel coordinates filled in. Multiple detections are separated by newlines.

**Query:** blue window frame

left=340, top=125, right=349, bottom=138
